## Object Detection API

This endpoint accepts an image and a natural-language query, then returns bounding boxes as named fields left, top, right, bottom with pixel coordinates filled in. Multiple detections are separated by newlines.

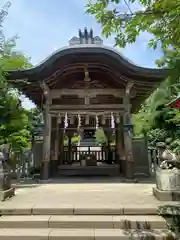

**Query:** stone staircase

left=0, top=205, right=175, bottom=239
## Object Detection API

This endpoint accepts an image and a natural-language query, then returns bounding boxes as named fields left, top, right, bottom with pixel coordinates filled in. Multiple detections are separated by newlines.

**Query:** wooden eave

left=5, top=45, right=168, bottom=110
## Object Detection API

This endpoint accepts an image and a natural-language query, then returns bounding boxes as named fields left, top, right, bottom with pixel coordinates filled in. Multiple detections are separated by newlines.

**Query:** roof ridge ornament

left=69, top=28, right=103, bottom=45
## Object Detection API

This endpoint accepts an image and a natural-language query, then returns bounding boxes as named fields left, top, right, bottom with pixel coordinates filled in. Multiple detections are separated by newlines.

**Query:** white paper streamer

left=64, top=112, right=68, bottom=129
left=111, top=112, right=115, bottom=129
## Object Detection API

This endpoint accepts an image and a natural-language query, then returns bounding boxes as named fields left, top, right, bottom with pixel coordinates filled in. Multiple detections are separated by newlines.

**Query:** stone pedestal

left=0, top=154, right=15, bottom=201
left=0, top=187, right=15, bottom=201
left=153, top=167, right=180, bottom=201
left=40, top=162, right=50, bottom=181
left=153, top=187, right=180, bottom=201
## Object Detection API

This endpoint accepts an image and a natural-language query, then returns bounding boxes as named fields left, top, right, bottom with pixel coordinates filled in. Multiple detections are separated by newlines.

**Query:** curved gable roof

left=7, top=44, right=168, bottom=79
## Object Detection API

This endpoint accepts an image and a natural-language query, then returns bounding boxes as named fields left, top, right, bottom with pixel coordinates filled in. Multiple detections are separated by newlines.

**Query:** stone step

left=0, top=205, right=158, bottom=215
left=0, top=228, right=175, bottom=239
left=0, top=215, right=167, bottom=229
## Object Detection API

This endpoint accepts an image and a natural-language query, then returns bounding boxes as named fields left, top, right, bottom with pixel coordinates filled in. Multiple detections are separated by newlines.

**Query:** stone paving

left=0, top=177, right=165, bottom=209
left=0, top=177, right=177, bottom=239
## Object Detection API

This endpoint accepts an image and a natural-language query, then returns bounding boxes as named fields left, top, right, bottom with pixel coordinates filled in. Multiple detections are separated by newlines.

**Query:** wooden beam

left=40, top=82, right=50, bottom=98
left=50, top=104, right=130, bottom=110
left=49, top=89, right=136, bottom=98
left=49, top=110, right=125, bottom=117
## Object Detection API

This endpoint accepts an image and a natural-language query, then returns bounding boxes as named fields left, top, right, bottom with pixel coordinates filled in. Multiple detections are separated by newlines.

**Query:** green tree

left=87, top=0, right=180, bottom=153
left=95, top=129, right=107, bottom=145
left=86, top=0, right=180, bottom=81
left=0, top=2, right=32, bottom=152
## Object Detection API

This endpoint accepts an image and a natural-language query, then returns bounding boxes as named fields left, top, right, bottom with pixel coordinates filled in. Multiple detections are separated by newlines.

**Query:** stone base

left=50, top=160, right=59, bottom=177
left=122, top=178, right=138, bottom=183
left=0, top=188, right=15, bottom=201
left=38, top=179, right=52, bottom=184
left=153, top=187, right=180, bottom=201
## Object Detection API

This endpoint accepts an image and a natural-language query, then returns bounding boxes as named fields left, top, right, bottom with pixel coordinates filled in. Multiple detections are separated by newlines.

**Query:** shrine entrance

left=7, top=28, right=166, bottom=180
left=52, top=115, right=119, bottom=176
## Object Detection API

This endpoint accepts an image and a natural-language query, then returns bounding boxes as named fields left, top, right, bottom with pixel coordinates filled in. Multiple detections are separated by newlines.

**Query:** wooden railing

left=62, top=145, right=116, bottom=164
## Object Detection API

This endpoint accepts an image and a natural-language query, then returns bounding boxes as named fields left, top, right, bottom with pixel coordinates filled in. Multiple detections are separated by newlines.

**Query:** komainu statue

left=158, top=143, right=180, bottom=169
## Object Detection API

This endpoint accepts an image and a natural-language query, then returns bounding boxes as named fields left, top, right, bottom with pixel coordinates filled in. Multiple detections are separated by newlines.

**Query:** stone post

left=40, top=99, right=51, bottom=181
left=123, top=95, right=134, bottom=179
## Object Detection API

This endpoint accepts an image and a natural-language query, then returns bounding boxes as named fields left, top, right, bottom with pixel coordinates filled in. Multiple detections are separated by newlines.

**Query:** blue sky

left=2, top=0, right=163, bottom=109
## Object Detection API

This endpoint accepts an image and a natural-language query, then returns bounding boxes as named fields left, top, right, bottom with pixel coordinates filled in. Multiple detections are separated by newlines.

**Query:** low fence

left=3, top=145, right=161, bottom=179
left=7, top=150, right=33, bottom=179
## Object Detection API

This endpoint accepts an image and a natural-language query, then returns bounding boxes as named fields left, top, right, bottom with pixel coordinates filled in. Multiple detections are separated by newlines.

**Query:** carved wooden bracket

left=40, top=82, right=50, bottom=100
left=84, top=66, right=90, bottom=83
left=125, top=81, right=134, bottom=95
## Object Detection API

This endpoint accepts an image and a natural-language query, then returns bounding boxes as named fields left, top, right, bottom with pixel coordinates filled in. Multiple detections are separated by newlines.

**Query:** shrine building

left=6, top=28, right=167, bottom=180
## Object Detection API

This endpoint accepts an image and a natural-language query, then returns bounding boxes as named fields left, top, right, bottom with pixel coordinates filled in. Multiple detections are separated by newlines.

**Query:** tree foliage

left=87, top=0, right=180, bottom=153
left=0, top=2, right=33, bottom=152
left=86, top=0, right=180, bottom=78
left=95, top=129, right=107, bottom=145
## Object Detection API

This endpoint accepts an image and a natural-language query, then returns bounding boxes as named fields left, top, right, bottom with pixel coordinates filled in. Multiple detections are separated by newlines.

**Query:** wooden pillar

left=40, top=99, right=51, bottom=180
left=116, top=116, right=126, bottom=174
left=103, top=126, right=113, bottom=164
left=123, top=94, right=134, bottom=179
left=115, top=124, right=119, bottom=163
left=55, top=116, right=61, bottom=160
left=51, top=116, right=59, bottom=176
left=66, top=128, right=74, bottom=164
left=58, top=127, right=64, bottom=165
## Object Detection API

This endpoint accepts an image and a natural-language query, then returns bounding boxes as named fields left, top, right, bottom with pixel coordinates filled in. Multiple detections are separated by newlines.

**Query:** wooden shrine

left=6, top=28, right=167, bottom=180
